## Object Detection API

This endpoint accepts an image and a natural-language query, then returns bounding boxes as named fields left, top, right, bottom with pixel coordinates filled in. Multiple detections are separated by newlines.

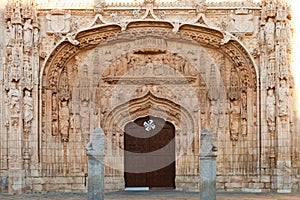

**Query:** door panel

left=124, top=116, right=175, bottom=189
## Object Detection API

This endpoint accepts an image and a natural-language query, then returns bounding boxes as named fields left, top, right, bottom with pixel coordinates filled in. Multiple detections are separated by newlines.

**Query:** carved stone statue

left=230, top=100, right=240, bottom=143
left=7, top=21, right=15, bottom=44
left=278, top=79, right=289, bottom=118
left=23, top=90, right=34, bottom=126
left=266, top=88, right=276, bottom=128
left=265, top=18, right=275, bottom=52
left=79, top=100, right=90, bottom=134
left=7, top=82, right=21, bottom=115
left=23, top=19, right=33, bottom=49
left=209, top=100, right=219, bottom=134
left=59, top=100, right=70, bottom=142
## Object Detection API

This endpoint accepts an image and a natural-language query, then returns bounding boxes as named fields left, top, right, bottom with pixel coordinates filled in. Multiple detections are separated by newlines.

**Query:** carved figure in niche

left=52, top=93, right=58, bottom=118
left=241, top=118, right=247, bottom=136
left=78, top=65, right=90, bottom=102
left=173, top=54, right=185, bottom=74
left=277, top=43, right=288, bottom=79
left=59, top=69, right=70, bottom=101
left=120, top=53, right=128, bottom=75
left=210, top=100, right=219, bottom=134
left=266, top=89, right=276, bottom=130
left=265, top=18, right=275, bottom=52
left=23, top=60, right=33, bottom=90
left=23, top=90, right=34, bottom=126
left=11, top=48, right=22, bottom=81
left=7, top=82, right=21, bottom=115
left=7, top=21, right=15, bottom=44
left=52, top=121, right=58, bottom=136
left=23, top=19, right=33, bottom=49
left=115, top=57, right=124, bottom=76
left=162, top=54, right=172, bottom=75
left=229, top=68, right=240, bottom=100
left=275, top=21, right=283, bottom=43
left=267, top=52, right=276, bottom=88
left=278, top=79, right=289, bottom=118
left=145, top=56, right=154, bottom=75
left=59, top=100, right=70, bottom=142
left=79, top=100, right=90, bottom=135
left=230, top=100, right=240, bottom=143
left=241, top=91, right=247, bottom=118
left=33, top=28, right=39, bottom=45
left=153, top=56, right=163, bottom=76
left=16, top=24, right=23, bottom=41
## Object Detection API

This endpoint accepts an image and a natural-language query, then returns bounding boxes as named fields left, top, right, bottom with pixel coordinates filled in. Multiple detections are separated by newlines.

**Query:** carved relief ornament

left=46, top=10, right=71, bottom=34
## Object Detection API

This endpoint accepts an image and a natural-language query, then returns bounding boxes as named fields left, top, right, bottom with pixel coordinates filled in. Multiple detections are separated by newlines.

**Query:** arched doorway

left=124, top=116, right=175, bottom=189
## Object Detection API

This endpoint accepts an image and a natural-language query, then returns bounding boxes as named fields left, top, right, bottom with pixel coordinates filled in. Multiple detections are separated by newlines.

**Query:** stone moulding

left=103, top=91, right=197, bottom=133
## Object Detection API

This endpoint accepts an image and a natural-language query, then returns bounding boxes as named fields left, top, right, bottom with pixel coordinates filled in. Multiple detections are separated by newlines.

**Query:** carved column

left=3, top=1, right=24, bottom=194
left=274, top=3, right=293, bottom=193
left=3, top=1, right=40, bottom=193
left=261, top=0, right=294, bottom=192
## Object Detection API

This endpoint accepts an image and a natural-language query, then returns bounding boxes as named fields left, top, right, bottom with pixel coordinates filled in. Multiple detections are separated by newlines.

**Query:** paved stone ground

left=1, top=191, right=300, bottom=200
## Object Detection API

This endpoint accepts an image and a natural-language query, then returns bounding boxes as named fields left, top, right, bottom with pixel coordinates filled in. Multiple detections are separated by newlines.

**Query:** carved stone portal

left=40, top=25, right=258, bottom=191
left=1, top=0, right=297, bottom=194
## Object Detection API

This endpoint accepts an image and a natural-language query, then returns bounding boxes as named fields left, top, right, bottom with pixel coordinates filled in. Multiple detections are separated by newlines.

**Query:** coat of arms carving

left=46, top=10, right=71, bottom=34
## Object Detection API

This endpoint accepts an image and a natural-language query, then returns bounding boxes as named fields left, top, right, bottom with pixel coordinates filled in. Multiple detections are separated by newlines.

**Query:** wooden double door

left=124, top=116, right=175, bottom=189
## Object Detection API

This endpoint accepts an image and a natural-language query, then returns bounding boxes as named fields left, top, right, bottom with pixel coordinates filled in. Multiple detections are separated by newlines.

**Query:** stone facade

left=0, top=0, right=299, bottom=194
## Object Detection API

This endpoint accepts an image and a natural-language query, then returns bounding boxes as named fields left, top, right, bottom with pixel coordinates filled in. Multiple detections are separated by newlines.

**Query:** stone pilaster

left=86, top=127, right=105, bottom=200
left=199, top=129, right=217, bottom=200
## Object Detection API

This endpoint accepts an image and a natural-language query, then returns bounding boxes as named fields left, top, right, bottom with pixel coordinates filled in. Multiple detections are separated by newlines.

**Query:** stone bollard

left=86, top=127, right=105, bottom=200
left=199, top=129, right=217, bottom=200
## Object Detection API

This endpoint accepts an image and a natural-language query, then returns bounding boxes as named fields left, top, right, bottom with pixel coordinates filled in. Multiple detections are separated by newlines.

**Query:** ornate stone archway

left=1, top=0, right=298, bottom=194
left=102, top=91, right=198, bottom=190
left=40, top=20, right=258, bottom=191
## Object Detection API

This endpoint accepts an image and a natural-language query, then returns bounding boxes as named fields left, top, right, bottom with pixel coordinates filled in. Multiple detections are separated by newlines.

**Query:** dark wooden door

left=124, top=116, right=175, bottom=189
